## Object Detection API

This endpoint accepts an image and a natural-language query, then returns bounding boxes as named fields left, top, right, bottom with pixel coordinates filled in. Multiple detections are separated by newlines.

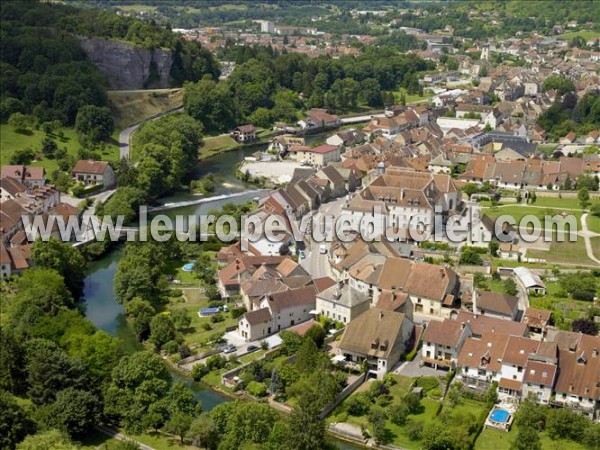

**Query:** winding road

left=118, top=106, right=184, bottom=159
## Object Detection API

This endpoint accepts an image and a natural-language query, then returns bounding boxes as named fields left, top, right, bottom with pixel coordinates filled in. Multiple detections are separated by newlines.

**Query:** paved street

left=300, top=196, right=347, bottom=279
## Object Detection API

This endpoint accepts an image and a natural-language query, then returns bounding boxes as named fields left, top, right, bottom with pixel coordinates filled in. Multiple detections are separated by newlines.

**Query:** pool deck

left=484, top=404, right=515, bottom=431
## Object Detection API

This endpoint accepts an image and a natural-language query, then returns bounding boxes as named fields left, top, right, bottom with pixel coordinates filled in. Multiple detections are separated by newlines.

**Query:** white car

left=319, top=245, right=328, bottom=254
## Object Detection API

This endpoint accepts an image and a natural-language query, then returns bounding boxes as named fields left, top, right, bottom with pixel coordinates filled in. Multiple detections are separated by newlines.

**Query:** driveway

left=222, top=331, right=282, bottom=357
left=393, top=352, right=448, bottom=378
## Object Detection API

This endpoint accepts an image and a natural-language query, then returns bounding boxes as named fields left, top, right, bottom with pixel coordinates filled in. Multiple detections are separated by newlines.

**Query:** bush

left=416, top=377, right=439, bottom=393
left=345, top=393, right=371, bottom=416
left=191, top=364, right=209, bottom=381
left=406, top=419, right=424, bottom=441
left=205, top=354, right=227, bottom=371
left=572, top=290, right=595, bottom=301
left=403, top=392, right=423, bottom=414
left=210, top=313, right=225, bottom=323
left=229, top=306, right=247, bottom=319
left=246, top=381, right=268, bottom=397
left=405, top=349, right=418, bottom=361
left=388, top=403, right=410, bottom=425
left=162, top=340, right=179, bottom=355
left=428, top=388, right=442, bottom=399
left=201, top=322, right=212, bottom=331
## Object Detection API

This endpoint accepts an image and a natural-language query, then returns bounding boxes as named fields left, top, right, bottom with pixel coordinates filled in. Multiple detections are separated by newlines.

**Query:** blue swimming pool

left=182, top=263, right=195, bottom=271
left=490, top=408, right=510, bottom=423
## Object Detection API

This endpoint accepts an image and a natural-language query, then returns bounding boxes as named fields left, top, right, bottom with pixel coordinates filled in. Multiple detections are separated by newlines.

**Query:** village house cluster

left=0, top=160, right=115, bottom=276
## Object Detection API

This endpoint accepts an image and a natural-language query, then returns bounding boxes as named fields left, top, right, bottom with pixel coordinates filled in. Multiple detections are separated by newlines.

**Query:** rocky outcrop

left=78, top=36, right=172, bottom=90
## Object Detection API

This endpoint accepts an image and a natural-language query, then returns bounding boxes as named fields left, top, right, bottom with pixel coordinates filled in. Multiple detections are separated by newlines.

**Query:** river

left=83, top=144, right=363, bottom=448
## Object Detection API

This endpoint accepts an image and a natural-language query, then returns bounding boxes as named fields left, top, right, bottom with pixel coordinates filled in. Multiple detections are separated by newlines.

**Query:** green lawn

left=167, top=287, right=238, bottom=349
left=131, top=431, right=196, bottom=450
left=527, top=235, right=592, bottom=266
left=483, top=204, right=583, bottom=224
left=476, top=423, right=587, bottom=450
left=532, top=197, right=582, bottom=210
left=587, top=214, right=600, bottom=234
left=0, top=124, right=119, bottom=172
left=393, top=87, right=432, bottom=105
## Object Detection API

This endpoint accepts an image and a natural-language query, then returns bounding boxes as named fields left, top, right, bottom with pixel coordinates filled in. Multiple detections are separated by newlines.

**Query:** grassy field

left=0, top=124, right=119, bottom=172
left=476, top=423, right=586, bottom=450
left=131, top=431, right=196, bottom=450
left=108, top=88, right=183, bottom=128
left=201, top=134, right=240, bottom=155
left=527, top=235, right=592, bottom=265
left=482, top=204, right=583, bottom=224
left=530, top=197, right=582, bottom=210
left=393, top=87, right=432, bottom=105
left=587, top=213, right=600, bottom=234
left=559, top=30, right=600, bottom=41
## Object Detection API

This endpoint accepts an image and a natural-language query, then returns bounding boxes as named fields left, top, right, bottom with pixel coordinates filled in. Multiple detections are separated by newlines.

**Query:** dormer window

left=577, top=354, right=587, bottom=365
left=371, top=338, right=380, bottom=350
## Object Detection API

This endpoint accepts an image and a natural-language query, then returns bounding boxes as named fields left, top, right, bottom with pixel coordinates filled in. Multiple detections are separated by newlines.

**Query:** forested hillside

left=185, top=45, right=434, bottom=133
left=0, top=0, right=218, bottom=125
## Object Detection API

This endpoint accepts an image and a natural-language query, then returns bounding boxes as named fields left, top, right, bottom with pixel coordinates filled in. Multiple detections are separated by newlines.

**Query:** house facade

left=72, top=160, right=116, bottom=188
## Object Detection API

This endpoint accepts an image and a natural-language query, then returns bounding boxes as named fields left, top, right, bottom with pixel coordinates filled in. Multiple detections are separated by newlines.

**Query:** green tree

left=104, top=351, right=171, bottom=433
left=186, top=415, right=216, bottom=449
left=288, top=388, right=326, bottom=450
left=41, top=137, right=58, bottom=158
left=504, top=278, right=518, bottom=296
left=167, top=382, right=198, bottom=416
left=75, top=105, right=114, bottom=142
left=583, top=424, right=600, bottom=450
left=10, top=147, right=35, bottom=165
left=31, top=238, right=87, bottom=299
left=171, top=309, right=192, bottom=330
left=510, top=426, right=541, bottom=450
left=578, top=187, right=591, bottom=209
left=514, top=396, right=547, bottom=431
left=8, top=112, right=32, bottom=133
left=368, top=406, right=389, bottom=444
left=165, top=412, right=193, bottom=444
left=488, top=241, right=499, bottom=256
left=421, top=421, right=458, bottom=450
left=25, top=339, right=86, bottom=405
left=149, top=314, right=176, bottom=351
left=0, top=391, right=34, bottom=450
left=39, top=388, right=99, bottom=437
left=16, top=430, right=78, bottom=450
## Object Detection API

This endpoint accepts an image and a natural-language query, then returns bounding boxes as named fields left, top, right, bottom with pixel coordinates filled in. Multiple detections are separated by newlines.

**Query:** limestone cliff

left=78, top=36, right=172, bottom=90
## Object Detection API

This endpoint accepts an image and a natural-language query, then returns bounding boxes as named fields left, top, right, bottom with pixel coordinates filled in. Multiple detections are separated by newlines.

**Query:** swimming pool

left=182, top=263, right=195, bottom=271
left=490, top=408, right=510, bottom=423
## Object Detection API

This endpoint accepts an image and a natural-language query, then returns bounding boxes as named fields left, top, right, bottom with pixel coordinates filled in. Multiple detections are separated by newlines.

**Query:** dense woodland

left=185, top=45, right=433, bottom=133
left=0, top=0, right=218, bottom=126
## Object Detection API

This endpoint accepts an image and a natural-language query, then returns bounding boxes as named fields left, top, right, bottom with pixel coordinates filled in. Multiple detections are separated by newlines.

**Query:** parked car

left=246, top=345, right=259, bottom=353
left=319, top=245, right=328, bottom=254
left=223, top=344, right=237, bottom=354
left=299, top=250, right=306, bottom=259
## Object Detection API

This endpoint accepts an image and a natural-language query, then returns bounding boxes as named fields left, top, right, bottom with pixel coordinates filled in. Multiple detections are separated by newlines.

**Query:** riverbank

left=199, top=128, right=277, bottom=160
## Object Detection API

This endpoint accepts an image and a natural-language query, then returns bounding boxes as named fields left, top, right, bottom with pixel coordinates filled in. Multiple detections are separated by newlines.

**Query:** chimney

left=379, top=311, right=384, bottom=320
left=593, top=348, right=598, bottom=358
left=461, top=322, right=465, bottom=330
left=440, top=268, right=445, bottom=278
